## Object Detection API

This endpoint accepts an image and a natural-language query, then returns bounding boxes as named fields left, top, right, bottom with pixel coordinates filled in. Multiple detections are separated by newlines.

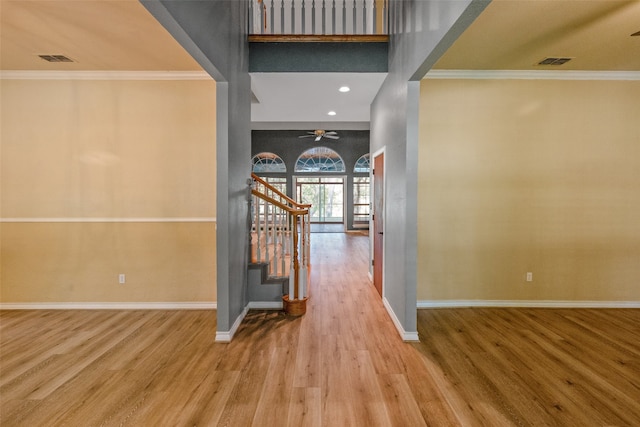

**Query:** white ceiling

left=250, top=72, right=387, bottom=129
left=2, top=0, right=639, bottom=130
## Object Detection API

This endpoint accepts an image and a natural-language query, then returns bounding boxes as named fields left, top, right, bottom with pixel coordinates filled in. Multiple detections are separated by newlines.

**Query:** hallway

left=222, top=231, right=448, bottom=425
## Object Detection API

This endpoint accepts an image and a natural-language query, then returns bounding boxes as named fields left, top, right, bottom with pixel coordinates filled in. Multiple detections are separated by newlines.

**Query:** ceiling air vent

left=537, top=57, right=572, bottom=66
left=38, top=54, right=74, bottom=63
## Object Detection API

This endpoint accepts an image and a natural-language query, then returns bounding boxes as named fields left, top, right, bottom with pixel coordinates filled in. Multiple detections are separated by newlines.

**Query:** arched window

left=353, top=153, right=371, bottom=225
left=252, top=152, right=286, bottom=173
left=354, top=153, right=370, bottom=173
left=295, top=147, right=345, bottom=173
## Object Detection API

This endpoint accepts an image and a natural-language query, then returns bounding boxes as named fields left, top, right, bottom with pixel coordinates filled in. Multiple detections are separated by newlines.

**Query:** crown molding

left=425, top=69, right=640, bottom=81
left=0, top=70, right=212, bottom=80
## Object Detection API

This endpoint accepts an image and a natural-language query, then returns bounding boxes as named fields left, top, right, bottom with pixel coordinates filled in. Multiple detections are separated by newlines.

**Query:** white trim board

left=213, top=301, right=283, bottom=342
left=383, top=297, right=420, bottom=342
left=1, top=217, right=216, bottom=223
left=417, top=300, right=640, bottom=309
left=425, top=70, right=640, bottom=81
left=0, top=70, right=212, bottom=80
left=215, top=305, right=249, bottom=343
left=247, top=301, right=284, bottom=310
left=0, top=302, right=216, bottom=310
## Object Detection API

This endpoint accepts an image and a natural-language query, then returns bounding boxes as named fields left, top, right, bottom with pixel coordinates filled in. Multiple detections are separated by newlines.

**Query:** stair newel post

left=255, top=189, right=262, bottom=263
left=299, top=211, right=307, bottom=299
left=249, top=178, right=256, bottom=263
left=289, top=213, right=299, bottom=301
left=271, top=201, right=278, bottom=273
left=273, top=205, right=278, bottom=275
left=278, top=210, right=287, bottom=276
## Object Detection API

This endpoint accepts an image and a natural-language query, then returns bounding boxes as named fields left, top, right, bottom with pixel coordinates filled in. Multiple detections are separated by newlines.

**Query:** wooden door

left=373, top=153, right=384, bottom=297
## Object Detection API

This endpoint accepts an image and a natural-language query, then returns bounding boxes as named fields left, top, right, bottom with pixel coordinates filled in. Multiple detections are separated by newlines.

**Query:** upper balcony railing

left=249, top=0, right=388, bottom=37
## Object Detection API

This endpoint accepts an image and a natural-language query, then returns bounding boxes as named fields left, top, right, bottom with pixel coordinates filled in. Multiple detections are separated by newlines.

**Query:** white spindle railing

left=250, top=0, right=388, bottom=36
left=251, top=174, right=311, bottom=305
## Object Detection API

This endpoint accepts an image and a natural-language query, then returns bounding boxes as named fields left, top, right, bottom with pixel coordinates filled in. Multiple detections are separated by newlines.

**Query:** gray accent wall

left=250, top=42, right=388, bottom=72
left=141, top=0, right=252, bottom=336
left=252, top=130, right=370, bottom=230
left=370, top=0, right=490, bottom=337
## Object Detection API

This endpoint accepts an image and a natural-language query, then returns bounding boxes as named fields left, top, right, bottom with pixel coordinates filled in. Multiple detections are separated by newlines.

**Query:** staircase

left=248, top=173, right=311, bottom=315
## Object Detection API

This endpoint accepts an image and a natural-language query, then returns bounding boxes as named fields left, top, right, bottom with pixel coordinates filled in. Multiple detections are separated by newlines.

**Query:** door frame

left=293, top=174, right=347, bottom=229
left=371, top=147, right=385, bottom=297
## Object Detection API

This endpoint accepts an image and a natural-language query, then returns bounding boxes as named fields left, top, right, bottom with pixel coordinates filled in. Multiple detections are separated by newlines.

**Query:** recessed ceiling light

left=339, top=86, right=350, bottom=93
left=327, top=111, right=337, bottom=116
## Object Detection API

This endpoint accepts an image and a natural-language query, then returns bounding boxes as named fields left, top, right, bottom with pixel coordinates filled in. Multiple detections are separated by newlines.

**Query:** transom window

left=295, top=147, right=345, bottom=173
left=252, top=152, right=286, bottom=173
left=354, top=153, right=370, bottom=173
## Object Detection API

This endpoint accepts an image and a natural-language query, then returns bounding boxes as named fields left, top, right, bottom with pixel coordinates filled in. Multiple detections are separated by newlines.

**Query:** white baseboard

left=248, top=301, right=284, bottom=310
left=382, top=297, right=420, bottom=342
left=0, top=302, right=216, bottom=310
left=215, top=305, right=249, bottom=343
left=214, top=301, right=284, bottom=342
left=417, top=300, right=640, bottom=309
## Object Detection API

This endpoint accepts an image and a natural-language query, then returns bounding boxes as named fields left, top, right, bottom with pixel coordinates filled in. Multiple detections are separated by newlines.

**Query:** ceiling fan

left=298, top=130, right=339, bottom=142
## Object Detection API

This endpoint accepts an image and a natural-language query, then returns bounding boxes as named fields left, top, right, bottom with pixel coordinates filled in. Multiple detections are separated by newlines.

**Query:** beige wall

left=418, top=79, right=640, bottom=302
left=1, top=78, right=217, bottom=303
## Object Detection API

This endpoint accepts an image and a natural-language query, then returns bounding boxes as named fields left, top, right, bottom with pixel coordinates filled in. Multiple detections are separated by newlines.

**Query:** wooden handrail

left=251, top=189, right=308, bottom=216
left=251, top=173, right=311, bottom=210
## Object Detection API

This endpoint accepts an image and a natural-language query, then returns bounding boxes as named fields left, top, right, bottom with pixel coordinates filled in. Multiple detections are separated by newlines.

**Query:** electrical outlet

left=526, top=272, right=533, bottom=282
left=119, top=274, right=126, bottom=284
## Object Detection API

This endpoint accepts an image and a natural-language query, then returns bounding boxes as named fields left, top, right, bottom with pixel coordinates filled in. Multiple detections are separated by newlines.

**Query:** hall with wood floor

left=1, top=232, right=639, bottom=426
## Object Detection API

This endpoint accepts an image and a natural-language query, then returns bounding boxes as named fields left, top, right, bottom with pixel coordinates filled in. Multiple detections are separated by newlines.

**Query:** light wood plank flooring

left=1, top=232, right=639, bottom=426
